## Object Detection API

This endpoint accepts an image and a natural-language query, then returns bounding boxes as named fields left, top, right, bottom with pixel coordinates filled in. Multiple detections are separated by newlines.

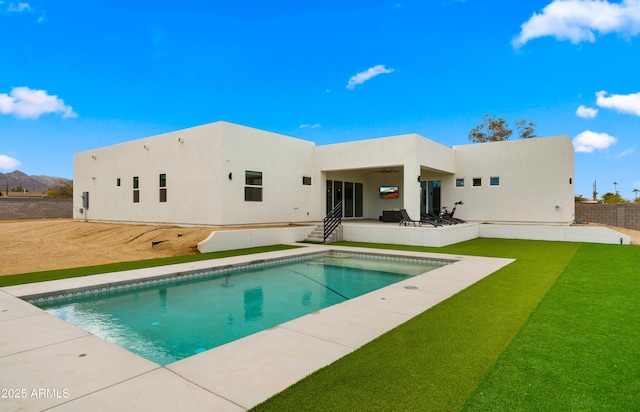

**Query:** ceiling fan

left=373, top=168, right=399, bottom=174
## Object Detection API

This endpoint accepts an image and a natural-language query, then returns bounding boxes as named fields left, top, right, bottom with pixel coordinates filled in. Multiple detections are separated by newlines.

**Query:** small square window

left=159, top=188, right=167, bottom=202
left=490, top=177, right=500, bottom=186
left=159, top=173, right=166, bottom=188
left=473, top=178, right=482, bottom=187
left=245, top=171, right=262, bottom=186
left=302, top=176, right=312, bottom=186
left=133, top=190, right=140, bottom=203
left=133, top=176, right=139, bottom=189
left=116, top=178, right=121, bottom=187
left=245, top=187, right=263, bottom=202
left=455, top=178, right=464, bottom=188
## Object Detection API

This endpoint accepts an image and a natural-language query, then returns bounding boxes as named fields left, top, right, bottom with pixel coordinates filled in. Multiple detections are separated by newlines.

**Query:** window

left=473, top=178, right=482, bottom=187
left=159, top=173, right=167, bottom=202
left=245, top=187, right=262, bottom=201
left=245, top=170, right=263, bottom=202
left=116, top=178, right=121, bottom=187
left=245, top=171, right=262, bottom=186
left=302, top=176, right=312, bottom=186
left=133, top=176, right=139, bottom=203
left=490, top=176, right=500, bottom=186
left=455, top=178, right=464, bottom=187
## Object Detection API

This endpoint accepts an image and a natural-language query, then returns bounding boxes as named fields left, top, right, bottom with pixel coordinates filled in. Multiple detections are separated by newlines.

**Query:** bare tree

left=468, top=114, right=537, bottom=143
left=515, top=119, right=536, bottom=139
left=45, top=179, right=73, bottom=198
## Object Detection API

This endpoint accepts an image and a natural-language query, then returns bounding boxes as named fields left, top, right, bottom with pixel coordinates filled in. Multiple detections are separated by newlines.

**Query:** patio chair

left=420, top=214, right=443, bottom=227
left=399, top=209, right=421, bottom=227
left=425, top=210, right=456, bottom=225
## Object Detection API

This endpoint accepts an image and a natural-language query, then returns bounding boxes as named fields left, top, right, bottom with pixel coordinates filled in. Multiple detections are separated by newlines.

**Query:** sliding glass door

left=326, top=180, right=363, bottom=218
left=421, top=180, right=441, bottom=215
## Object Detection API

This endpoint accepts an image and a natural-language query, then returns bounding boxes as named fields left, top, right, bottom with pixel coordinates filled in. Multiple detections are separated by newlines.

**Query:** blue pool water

left=34, top=252, right=445, bottom=365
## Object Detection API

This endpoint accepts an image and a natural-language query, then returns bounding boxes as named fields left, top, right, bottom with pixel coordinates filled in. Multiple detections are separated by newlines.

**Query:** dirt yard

left=0, top=220, right=217, bottom=276
left=1, top=219, right=638, bottom=277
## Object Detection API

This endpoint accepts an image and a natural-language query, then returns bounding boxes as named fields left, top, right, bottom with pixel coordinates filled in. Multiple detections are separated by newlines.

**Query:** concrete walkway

left=0, top=245, right=513, bottom=411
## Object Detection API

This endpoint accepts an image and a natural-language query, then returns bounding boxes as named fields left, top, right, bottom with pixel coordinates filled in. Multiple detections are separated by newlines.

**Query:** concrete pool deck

left=0, top=245, right=513, bottom=411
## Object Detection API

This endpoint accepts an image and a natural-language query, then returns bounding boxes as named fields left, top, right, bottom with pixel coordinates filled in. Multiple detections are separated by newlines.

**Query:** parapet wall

left=575, top=203, right=640, bottom=231
left=0, top=197, right=73, bottom=220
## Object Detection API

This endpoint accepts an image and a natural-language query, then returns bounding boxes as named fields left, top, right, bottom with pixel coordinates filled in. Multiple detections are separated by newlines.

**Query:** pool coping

left=0, top=244, right=514, bottom=411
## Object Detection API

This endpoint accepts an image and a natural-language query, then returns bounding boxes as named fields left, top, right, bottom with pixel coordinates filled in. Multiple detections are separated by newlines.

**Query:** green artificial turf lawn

left=252, top=239, right=639, bottom=411
left=462, top=243, right=640, bottom=411
left=0, top=244, right=301, bottom=287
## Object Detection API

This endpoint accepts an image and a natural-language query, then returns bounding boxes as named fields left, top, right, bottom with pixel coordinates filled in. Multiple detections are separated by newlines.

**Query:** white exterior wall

left=74, top=122, right=574, bottom=226
left=74, top=122, right=320, bottom=225
left=217, top=123, right=320, bottom=224
left=317, top=134, right=456, bottom=220
left=74, top=123, right=225, bottom=225
left=451, top=135, right=575, bottom=223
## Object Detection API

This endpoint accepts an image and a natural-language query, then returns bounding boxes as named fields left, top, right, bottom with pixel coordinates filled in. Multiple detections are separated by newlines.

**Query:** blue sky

left=1, top=0, right=639, bottom=200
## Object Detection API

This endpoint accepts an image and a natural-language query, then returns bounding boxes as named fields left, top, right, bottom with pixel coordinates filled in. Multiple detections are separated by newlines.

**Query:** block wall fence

left=575, top=203, right=640, bottom=231
left=0, top=198, right=73, bottom=220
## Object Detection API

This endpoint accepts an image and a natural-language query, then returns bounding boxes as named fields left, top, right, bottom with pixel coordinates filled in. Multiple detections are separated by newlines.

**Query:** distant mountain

left=0, top=170, right=72, bottom=193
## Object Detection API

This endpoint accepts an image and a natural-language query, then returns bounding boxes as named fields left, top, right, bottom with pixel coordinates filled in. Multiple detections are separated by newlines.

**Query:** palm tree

left=634, top=188, right=639, bottom=201
left=614, top=181, right=618, bottom=194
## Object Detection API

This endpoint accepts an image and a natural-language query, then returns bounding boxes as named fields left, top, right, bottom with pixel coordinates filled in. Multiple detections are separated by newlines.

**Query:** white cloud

left=595, top=90, right=640, bottom=116
left=299, top=123, right=321, bottom=129
left=346, top=65, right=394, bottom=90
left=0, top=86, right=77, bottom=119
left=576, top=105, right=598, bottom=118
left=573, top=130, right=617, bottom=153
left=614, top=146, right=635, bottom=158
left=513, top=0, right=640, bottom=48
left=1, top=1, right=30, bottom=13
left=0, top=154, right=21, bottom=170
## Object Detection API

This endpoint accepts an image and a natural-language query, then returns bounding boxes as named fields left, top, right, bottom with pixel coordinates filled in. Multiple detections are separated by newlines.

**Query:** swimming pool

left=32, top=251, right=446, bottom=365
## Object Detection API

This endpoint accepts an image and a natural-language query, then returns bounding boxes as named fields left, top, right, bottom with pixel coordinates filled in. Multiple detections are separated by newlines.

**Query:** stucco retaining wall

left=196, top=220, right=631, bottom=253
left=197, top=226, right=316, bottom=253
left=0, top=198, right=73, bottom=220
left=575, top=203, right=640, bottom=231
left=479, top=224, right=629, bottom=245
left=342, top=222, right=481, bottom=247
left=344, top=223, right=629, bottom=247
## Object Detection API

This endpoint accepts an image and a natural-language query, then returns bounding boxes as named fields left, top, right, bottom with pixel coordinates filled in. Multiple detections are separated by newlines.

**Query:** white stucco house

left=73, top=121, right=575, bottom=226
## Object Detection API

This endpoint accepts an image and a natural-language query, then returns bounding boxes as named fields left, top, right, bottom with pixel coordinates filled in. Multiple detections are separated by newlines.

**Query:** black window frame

left=245, top=170, right=263, bottom=202
left=133, top=176, right=140, bottom=203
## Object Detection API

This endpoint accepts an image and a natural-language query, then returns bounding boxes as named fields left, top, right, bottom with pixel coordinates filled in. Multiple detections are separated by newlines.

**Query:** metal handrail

left=323, top=202, right=342, bottom=242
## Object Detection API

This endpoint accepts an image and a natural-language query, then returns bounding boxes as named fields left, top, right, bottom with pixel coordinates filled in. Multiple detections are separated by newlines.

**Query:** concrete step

left=304, top=224, right=326, bottom=243
left=304, top=224, right=342, bottom=243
